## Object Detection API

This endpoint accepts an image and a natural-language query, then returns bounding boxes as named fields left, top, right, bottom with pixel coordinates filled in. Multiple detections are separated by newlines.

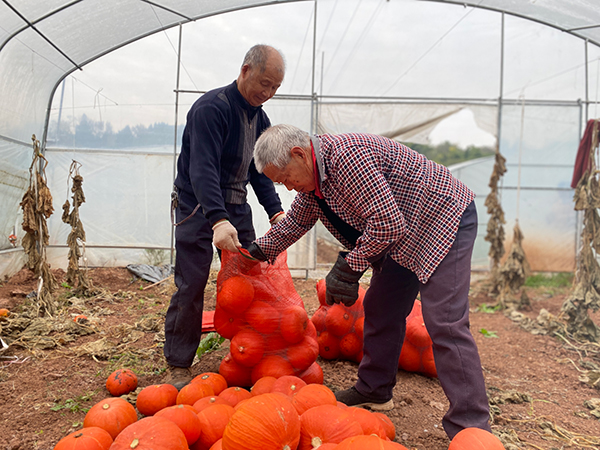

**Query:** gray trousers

left=355, top=201, right=491, bottom=439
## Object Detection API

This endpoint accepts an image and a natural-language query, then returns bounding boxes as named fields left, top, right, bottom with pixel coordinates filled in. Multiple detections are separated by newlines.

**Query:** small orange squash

left=193, top=395, right=231, bottom=413
left=213, top=306, right=244, bottom=340
left=219, top=353, right=253, bottom=388
left=155, top=404, right=202, bottom=445
left=176, top=381, right=214, bottom=406
left=218, top=386, right=252, bottom=407
left=250, top=355, right=295, bottom=384
left=297, top=362, right=324, bottom=385
left=448, top=427, right=505, bottom=450
left=105, top=368, right=138, bottom=397
left=136, top=384, right=178, bottom=416
left=83, top=397, right=138, bottom=439
left=217, top=275, right=255, bottom=314
left=298, top=405, right=363, bottom=450
left=271, top=375, right=307, bottom=397
left=244, top=300, right=280, bottom=335
left=287, top=336, right=319, bottom=372
left=109, top=416, right=188, bottom=450
left=222, top=393, right=300, bottom=450
left=191, top=372, right=228, bottom=395
left=192, top=403, right=235, bottom=450
left=317, top=331, right=340, bottom=360
left=0, top=308, right=10, bottom=317
left=325, top=304, right=355, bottom=337
left=280, top=305, right=309, bottom=344
left=291, top=383, right=337, bottom=415
left=339, top=332, right=362, bottom=359
left=345, top=407, right=387, bottom=439
left=230, top=329, right=266, bottom=367
left=53, top=426, right=113, bottom=450
left=250, top=376, right=277, bottom=396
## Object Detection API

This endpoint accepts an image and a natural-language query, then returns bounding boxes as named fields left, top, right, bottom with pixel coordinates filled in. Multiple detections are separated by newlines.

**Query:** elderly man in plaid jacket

left=247, top=123, right=491, bottom=440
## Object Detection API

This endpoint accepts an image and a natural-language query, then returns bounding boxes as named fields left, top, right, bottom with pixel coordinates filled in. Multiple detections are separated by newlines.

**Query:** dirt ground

left=1, top=250, right=599, bottom=450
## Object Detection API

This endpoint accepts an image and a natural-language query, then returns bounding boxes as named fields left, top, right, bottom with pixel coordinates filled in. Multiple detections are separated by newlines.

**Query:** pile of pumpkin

left=214, top=271, right=322, bottom=387
left=311, top=280, right=437, bottom=378
left=54, top=368, right=505, bottom=450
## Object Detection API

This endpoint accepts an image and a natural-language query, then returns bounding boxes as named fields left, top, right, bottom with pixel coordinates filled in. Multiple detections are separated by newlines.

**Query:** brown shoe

left=165, top=365, right=192, bottom=390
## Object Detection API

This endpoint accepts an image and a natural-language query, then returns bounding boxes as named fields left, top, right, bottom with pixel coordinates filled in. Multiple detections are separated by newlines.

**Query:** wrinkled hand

left=325, top=252, right=365, bottom=307
left=270, top=211, right=286, bottom=225
left=212, top=220, right=241, bottom=253
left=247, top=241, right=268, bottom=262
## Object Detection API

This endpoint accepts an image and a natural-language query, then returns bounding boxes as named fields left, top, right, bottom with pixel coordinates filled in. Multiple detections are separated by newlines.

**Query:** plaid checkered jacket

left=256, top=133, right=475, bottom=283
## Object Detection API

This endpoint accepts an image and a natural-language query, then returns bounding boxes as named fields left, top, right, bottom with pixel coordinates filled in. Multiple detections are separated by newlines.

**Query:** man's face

left=238, top=54, right=284, bottom=107
left=263, top=147, right=316, bottom=193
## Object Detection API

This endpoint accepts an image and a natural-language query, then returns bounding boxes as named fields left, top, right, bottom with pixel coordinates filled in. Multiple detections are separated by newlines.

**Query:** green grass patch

left=524, top=272, right=573, bottom=288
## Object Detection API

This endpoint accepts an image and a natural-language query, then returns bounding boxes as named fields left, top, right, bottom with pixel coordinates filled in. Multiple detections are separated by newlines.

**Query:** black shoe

left=335, top=386, right=394, bottom=411
left=165, top=365, right=192, bottom=390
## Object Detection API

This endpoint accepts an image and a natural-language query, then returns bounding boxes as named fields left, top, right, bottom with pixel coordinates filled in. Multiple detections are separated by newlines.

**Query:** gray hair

left=242, top=44, right=286, bottom=74
left=254, top=124, right=311, bottom=173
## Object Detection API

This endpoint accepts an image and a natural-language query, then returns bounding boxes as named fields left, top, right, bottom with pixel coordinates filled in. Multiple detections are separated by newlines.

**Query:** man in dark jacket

left=248, top=123, right=491, bottom=440
left=164, top=45, right=286, bottom=389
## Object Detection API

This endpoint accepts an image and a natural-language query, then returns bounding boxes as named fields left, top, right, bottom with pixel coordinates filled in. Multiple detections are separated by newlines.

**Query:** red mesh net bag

left=215, top=250, right=321, bottom=387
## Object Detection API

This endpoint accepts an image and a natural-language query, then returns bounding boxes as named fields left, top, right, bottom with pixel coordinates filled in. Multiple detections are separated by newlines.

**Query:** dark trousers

left=356, top=202, right=491, bottom=439
left=163, top=199, right=255, bottom=368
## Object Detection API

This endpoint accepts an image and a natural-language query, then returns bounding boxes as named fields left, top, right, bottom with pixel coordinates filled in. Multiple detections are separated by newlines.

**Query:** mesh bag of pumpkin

left=311, top=279, right=437, bottom=378
left=215, top=250, right=322, bottom=387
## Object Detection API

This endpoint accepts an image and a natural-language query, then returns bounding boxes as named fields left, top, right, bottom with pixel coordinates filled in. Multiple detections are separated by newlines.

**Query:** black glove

left=247, top=242, right=268, bottom=262
left=325, top=252, right=365, bottom=307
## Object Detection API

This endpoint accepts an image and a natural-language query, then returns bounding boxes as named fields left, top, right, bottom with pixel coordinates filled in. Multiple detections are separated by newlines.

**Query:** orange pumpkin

left=325, top=304, right=355, bottom=337
left=109, top=416, right=188, bottom=450
left=345, top=407, right=387, bottom=439
left=191, top=372, right=228, bottom=395
left=230, top=329, right=266, bottom=367
left=244, top=300, right=280, bottom=335
left=192, top=403, right=236, bottom=450
left=287, top=336, right=319, bottom=372
left=176, top=381, right=214, bottom=406
left=270, top=375, right=307, bottom=397
left=219, top=353, right=253, bottom=388
left=213, top=305, right=244, bottom=340
left=250, top=355, right=295, bottom=384
left=405, top=316, right=432, bottom=348
left=297, top=362, right=324, bottom=385
left=290, top=383, right=337, bottom=415
left=193, top=395, right=231, bottom=413
left=136, top=383, right=179, bottom=416
left=218, top=386, right=252, bottom=407
left=448, top=427, right=505, bottom=450
left=339, top=332, right=362, bottom=359
left=280, top=305, right=309, bottom=344
left=310, top=307, right=327, bottom=334
left=209, top=439, right=223, bottom=450
left=222, top=393, right=301, bottom=450
left=83, top=397, right=138, bottom=439
left=105, top=368, right=138, bottom=397
left=317, top=331, right=340, bottom=360
left=250, top=376, right=277, bottom=396
left=0, top=308, right=10, bottom=317
left=155, top=404, right=202, bottom=445
left=316, top=279, right=328, bottom=306
left=335, top=434, right=409, bottom=450
left=372, top=412, right=396, bottom=441
left=298, top=405, right=363, bottom=450
left=53, top=426, right=113, bottom=450
left=217, top=275, right=255, bottom=314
